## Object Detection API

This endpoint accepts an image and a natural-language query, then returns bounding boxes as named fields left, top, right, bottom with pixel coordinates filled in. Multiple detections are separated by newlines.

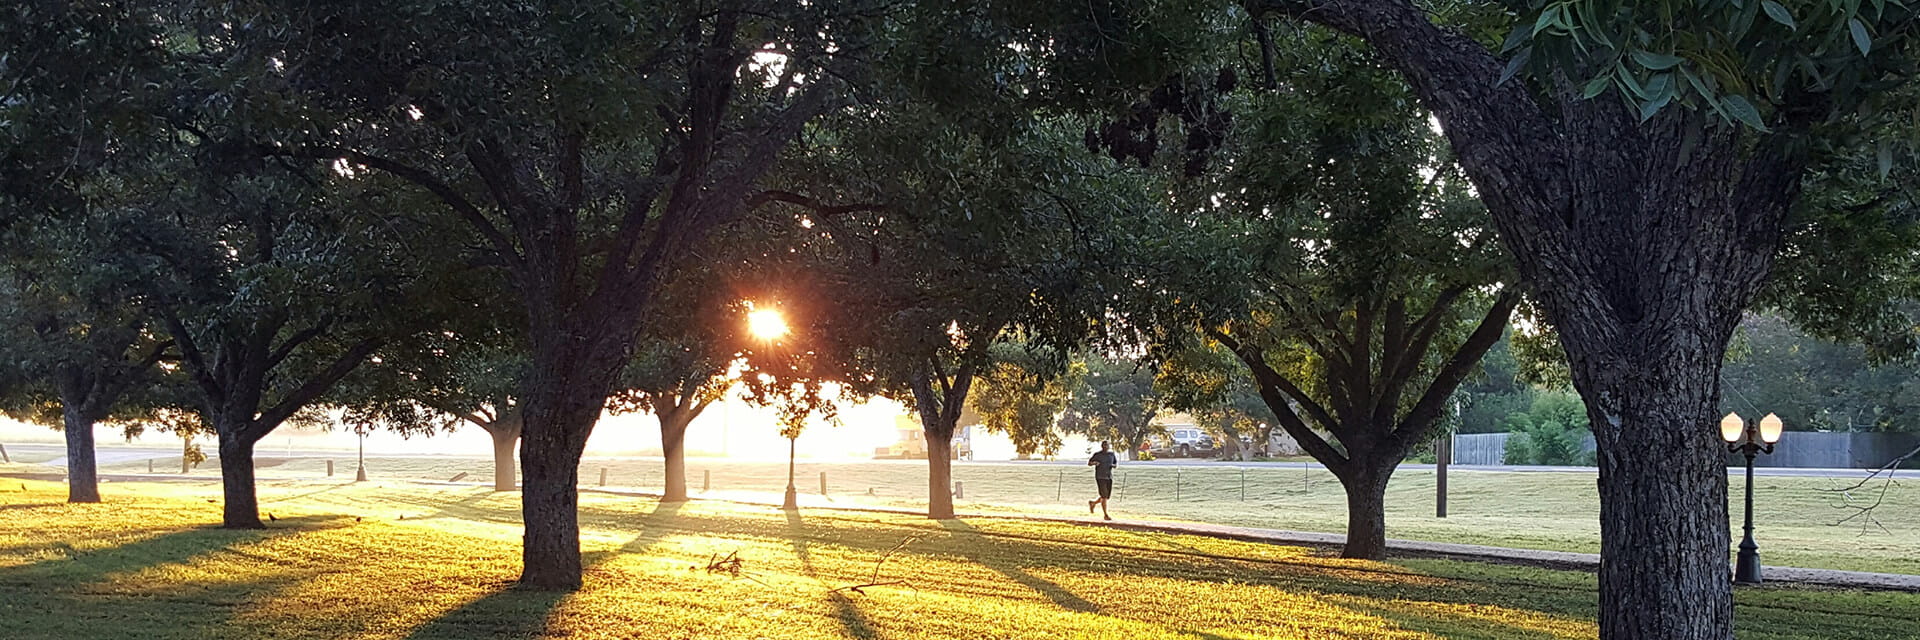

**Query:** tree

left=1097, top=29, right=1517, bottom=558
left=1061, top=355, right=1168, bottom=461
left=184, top=0, right=1174, bottom=587
left=605, top=267, right=743, bottom=504
left=0, top=1, right=179, bottom=503
left=970, top=345, right=1079, bottom=459
left=341, top=326, right=526, bottom=492
left=0, top=227, right=174, bottom=502
left=1156, top=342, right=1279, bottom=460
left=1233, top=0, right=1917, bottom=634
left=135, top=167, right=440, bottom=529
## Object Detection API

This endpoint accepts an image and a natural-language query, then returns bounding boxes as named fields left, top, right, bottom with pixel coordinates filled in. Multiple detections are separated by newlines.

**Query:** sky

left=0, top=393, right=1094, bottom=462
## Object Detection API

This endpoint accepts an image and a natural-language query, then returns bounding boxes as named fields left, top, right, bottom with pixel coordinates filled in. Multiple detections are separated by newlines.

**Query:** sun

left=747, top=308, right=789, bottom=340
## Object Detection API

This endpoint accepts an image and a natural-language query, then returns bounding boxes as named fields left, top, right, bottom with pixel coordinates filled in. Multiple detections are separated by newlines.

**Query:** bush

left=1503, top=432, right=1537, bottom=464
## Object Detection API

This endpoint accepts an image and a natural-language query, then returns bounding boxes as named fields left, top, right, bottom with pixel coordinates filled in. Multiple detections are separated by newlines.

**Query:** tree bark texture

left=1246, top=6, right=1803, bottom=634
left=217, top=431, right=263, bottom=529
left=1337, top=468, right=1392, bottom=559
left=61, top=406, right=100, bottom=503
left=516, top=341, right=625, bottom=591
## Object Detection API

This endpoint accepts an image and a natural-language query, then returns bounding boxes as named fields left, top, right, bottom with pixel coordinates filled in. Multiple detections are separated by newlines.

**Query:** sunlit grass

left=1, top=479, right=1913, bottom=639
left=70, top=452, right=1917, bottom=575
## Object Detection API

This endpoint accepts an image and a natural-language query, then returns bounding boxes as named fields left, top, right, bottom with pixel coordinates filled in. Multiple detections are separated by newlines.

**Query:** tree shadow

left=0, top=516, right=347, bottom=639
left=939, top=519, right=1103, bottom=614
left=0, top=502, right=63, bottom=511
left=789, top=510, right=881, bottom=639
left=402, top=500, right=685, bottom=640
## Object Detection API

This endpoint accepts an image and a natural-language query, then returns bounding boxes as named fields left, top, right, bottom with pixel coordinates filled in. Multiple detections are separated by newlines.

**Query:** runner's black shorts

left=1096, top=478, right=1113, bottom=499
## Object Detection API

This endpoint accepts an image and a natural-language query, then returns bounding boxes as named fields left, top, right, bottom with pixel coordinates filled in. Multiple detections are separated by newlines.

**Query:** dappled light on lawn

left=0, top=478, right=1912, bottom=639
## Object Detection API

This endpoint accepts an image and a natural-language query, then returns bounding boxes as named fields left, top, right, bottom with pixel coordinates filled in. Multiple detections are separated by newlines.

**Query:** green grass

left=74, top=452, right=1920, bottom=575
left=1, top=478, right=1915, bottom=639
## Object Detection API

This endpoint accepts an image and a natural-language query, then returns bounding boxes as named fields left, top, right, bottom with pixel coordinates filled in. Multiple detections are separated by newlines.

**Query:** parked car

left=1151, top=426, right=1216, bottom=458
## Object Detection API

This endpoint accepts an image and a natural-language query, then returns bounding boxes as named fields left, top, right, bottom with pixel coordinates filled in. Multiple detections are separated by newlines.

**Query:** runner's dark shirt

left=1089, top=451, right=1118, bottom=479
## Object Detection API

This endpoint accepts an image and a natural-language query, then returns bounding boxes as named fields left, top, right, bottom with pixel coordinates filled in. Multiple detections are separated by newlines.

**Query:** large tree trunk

left=486, top=423, right=519, bottom=492
left=660, top=411, right=692, bottom=503
left=62, top=406, right=100, bottom=503
left=217, top=431, right=263, bottom=529
left=1335, top=466, right=1392, bottom=559
left=926, top=431, right=954, bottom=519
left=516, top=368, right=611, bottom=590
left=1576, top=343, right=1735, bottom=638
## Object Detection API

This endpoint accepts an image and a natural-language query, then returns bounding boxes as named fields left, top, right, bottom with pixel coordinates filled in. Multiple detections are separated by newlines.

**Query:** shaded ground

left=3, top=479, right=1915, bottom=639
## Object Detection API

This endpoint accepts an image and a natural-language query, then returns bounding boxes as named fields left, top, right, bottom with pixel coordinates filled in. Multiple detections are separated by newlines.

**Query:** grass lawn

left=2, top=479, right=1916, bottom=639
left=76, top=452, right=1920, bottom=575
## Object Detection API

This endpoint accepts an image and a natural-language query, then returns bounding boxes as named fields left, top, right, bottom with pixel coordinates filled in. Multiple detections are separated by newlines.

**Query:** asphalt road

left=2, top=442, right=1894, bottom=478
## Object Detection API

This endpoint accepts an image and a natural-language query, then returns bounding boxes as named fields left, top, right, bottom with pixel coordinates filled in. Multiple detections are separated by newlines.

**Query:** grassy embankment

left=3, top=478, right=1916, bottom=639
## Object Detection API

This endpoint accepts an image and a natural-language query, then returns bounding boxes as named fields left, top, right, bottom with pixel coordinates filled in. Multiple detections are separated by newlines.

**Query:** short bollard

left=148, top=459, right=154, bottom=473
left=599, top=468, right=608, bottom=487
left=327, top=460, right=334, bottom=477
left=702, top=469, right=711, bottom=493
left=953, top=481, right=964, bottom=499
left=819, top=471, right=828, bottom=496
left=1055, top=470, right=1063, bottom=502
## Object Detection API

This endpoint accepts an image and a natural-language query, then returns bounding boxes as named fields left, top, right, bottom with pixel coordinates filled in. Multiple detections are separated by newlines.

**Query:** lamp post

left=782, top=433, right=799, bottom=510
left=1720, top=412, right=1783, bottom=584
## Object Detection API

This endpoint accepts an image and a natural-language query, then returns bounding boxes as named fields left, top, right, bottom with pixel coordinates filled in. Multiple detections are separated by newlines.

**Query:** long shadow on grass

left=788, top=510, right=880, bottom=639
left=940, top=519, right=1103, bottom=614
left=0, top=516, right=345, bottom=639
left=401, top=500, right=684, bottom=640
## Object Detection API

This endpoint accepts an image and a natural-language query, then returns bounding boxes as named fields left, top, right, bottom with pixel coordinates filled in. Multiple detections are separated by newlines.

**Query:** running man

left=1087, top=441, right=1118, bottom=520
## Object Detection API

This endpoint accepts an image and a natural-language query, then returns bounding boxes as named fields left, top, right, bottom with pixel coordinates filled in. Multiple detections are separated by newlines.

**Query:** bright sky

left=0, top=393, right=1081, bottom=461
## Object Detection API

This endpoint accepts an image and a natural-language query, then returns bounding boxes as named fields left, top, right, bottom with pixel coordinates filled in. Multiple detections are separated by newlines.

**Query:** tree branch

left=253, top=338, right=383, bottom=439
left=1392, top=288, right=1519, bottom=446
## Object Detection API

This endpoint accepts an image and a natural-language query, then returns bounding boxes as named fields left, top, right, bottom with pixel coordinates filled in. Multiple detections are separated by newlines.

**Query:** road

left=1, top=442, right=1894, bottom=478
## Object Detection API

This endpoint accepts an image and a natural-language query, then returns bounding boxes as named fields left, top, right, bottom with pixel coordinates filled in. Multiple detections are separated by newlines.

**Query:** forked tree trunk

left=660, top=411, right=693, bottom=503
left=218, top=431, right=263, bottom=529
left=181, top=435, right=192, bottom=474
left=62, top=406, right=101, bottom=503
left=926, top=432, right=955, bottom=519
left=486, top=424, right=519, bottom=492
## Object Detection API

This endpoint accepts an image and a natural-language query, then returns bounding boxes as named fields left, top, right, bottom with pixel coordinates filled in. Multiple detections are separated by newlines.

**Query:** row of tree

left=5, top=2, right=1917, bottom=638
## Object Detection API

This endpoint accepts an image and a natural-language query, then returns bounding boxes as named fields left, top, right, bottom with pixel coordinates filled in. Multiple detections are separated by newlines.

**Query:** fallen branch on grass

left=704, top=550, right=770, bottom=586
left=1823, top=442, right=1917, bottom=534
left=829, top=535, right=921, bottom=595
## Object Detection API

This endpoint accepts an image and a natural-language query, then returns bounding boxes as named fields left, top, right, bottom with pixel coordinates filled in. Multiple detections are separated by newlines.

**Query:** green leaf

left=1850, top=18, right=1872, bottom=56
left=1877, top=141, right=1894, bottom=180
left=1638, top=92, right=1674, bottom=122
left=1721, top=95, right=1769, bottom=131
left=1581, top=73, right=1611, bottom=99
left=1497, top=46, right=1533, bottom=86
left=1499, top=23, right=1534, bottom=53
left=1761, top=1, right=1796, bottom=29
left=1631, top=51, right=1685, bottom=70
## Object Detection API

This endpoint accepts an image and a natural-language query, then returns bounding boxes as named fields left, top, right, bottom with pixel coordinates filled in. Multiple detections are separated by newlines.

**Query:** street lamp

left=1720, top=412, right=1784, bottom=584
